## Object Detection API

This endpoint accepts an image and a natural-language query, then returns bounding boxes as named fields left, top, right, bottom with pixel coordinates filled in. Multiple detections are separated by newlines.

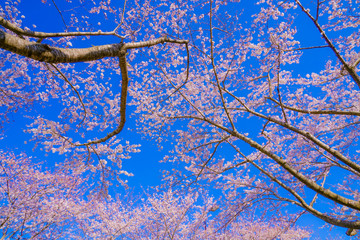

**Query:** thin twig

left=51, top=0, right=68, bottom=29
left=268, top=97, right=360, bottom=116
left=0, top=16, right=125, bottom=39
left=114, top=0, right=127, bottom=32
left=47, top=63, right=87, bottom=125
left=294, top=0, right=360, bottom=89
left=209, top=0, right=236, bottom=130
left=284, top=45, right=328, bottom=52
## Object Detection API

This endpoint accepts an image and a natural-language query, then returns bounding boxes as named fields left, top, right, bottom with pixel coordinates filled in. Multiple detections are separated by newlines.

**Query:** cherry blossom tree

left=1, top=150, right=309, bottom=239
left=78, top=190, right=310, bottom=239
left=1, top=0, right=359, bottom=238
left=0, top=150, right=90, bottom=239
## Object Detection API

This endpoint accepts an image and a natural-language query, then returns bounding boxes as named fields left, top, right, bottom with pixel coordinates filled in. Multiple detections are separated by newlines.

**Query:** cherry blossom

left=1, top=0, right=359, bottom=237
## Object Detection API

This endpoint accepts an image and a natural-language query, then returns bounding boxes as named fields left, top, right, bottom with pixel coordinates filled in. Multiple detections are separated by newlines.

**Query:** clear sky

left=1, top=0, right=357, bottom=239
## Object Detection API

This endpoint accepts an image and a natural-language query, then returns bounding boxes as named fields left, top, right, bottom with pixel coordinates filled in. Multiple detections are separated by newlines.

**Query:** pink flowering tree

left=0, top=151, right=90, bottom=239
left=78, top=190, right=310, bottom=239
left=0, top=151, right=309, bottom=239
left=0, top=0, right=359, bottom=237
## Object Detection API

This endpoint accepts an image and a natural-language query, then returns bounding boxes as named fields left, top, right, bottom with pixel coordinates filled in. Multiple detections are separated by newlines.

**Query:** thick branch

left=0, top=25, right=188, bottom=147
left=0, top=30, right=188, bottom=63
left=77, top=51, right=129, bottom=146
left=0, top=30, right=124, bottom=63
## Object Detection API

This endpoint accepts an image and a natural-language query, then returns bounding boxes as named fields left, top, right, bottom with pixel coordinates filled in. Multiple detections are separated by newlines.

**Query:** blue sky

left=1, top=0, right=357, bottom=239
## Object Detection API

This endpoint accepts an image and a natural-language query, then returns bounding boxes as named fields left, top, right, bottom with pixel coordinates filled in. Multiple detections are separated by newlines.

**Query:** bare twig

left=46, top=63, right=87, bottom=125
left=0, top=16, right=125, bottom=39
left=51, top=0, right=68, bottom=29
left=316, top=0, right=320, bottom=21
left=268, top=97, right=360, bottom=116
left=284, top=45, right=328, bottom=52
left=114, top=0, right=127, bottom=32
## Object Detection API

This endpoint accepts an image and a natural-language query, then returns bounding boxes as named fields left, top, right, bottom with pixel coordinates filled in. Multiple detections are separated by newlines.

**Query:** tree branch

left=268, top=97, right=360, bottom=116
left=0, top=23, right=188, bottom=147
left=228, top=141, right=360, bottom=229
left=222, top=87, right=360, bottom=174
left=0, top=16, right=124, bottom=39
left=295, top=0, right=360, bottom=89
left=0, top=30, right=188, bottom=64
left=77, top=52, right=128, bottom=146
left=51, top=0, right=68, bottom=29
left=168, top=114, right=360, bottom=213
left=46, top=63, right=87, bottom=125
